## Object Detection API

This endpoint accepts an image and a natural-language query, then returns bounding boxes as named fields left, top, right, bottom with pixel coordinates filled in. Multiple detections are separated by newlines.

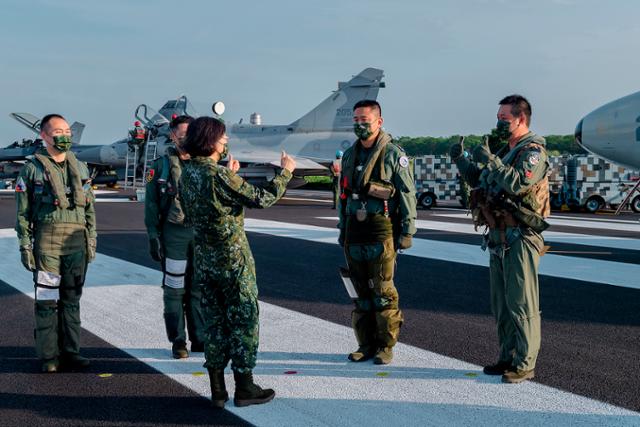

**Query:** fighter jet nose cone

left=574, top=118, right=583, bottom=145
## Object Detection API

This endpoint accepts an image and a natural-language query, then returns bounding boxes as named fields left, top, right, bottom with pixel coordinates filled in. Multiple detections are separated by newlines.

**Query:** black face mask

left=495, top=120, right=512, bottom=141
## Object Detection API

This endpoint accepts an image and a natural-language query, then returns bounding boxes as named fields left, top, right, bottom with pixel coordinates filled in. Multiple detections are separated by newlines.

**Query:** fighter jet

left=574, top=91, right=640, bottom=170
left=123, top=68, right=385, bottom=188
left=225, top=67, right=385, bottom=187
left=574, top=91, right=640, bottom=212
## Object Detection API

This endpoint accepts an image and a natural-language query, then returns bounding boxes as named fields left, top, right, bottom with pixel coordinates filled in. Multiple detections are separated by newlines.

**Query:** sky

left=1, top=0, right=640, bottom=145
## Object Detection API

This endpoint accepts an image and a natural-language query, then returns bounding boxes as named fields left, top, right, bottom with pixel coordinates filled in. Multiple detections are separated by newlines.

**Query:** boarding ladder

left=123, top=144, right=140, bottom=190
left=614, top=179, right=640, bottom=215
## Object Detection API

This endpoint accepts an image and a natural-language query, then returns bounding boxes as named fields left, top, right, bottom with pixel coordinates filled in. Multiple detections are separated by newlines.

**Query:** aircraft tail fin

left=70, top=122, right=85, bottom=144
left=288, top=68, right=385, bottom=131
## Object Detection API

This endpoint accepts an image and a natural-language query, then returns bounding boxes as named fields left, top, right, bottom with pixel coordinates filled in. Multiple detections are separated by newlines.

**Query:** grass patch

left=303, top=175, right=333, bottom=190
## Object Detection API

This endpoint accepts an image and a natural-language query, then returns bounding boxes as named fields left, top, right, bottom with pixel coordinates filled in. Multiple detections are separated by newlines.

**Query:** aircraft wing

left=231, top=148, right=326, bottom=170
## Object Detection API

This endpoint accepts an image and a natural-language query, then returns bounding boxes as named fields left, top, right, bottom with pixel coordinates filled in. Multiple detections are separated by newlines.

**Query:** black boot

left=207, top=368, right=229, bottom=409
left=233, top=370, right=275, bottom=407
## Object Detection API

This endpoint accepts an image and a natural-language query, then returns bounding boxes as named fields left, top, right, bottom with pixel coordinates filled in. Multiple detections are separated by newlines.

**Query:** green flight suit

left=144, top=147, right=205, bottom=347
left=338, top=130, right=417, bottom=351
left=457, top=132, right=549, bottom=371
left=15, top=149, right=97, bottom=361
left=180, top=156, right=291, bottom=373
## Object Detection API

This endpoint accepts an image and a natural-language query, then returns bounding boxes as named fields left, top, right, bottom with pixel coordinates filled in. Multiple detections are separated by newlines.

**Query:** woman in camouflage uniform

left=180, top=117, right=295, bottom=408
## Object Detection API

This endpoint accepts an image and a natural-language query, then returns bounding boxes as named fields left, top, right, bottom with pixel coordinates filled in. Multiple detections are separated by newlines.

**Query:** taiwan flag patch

left=15, top=177, right=26, bottom=193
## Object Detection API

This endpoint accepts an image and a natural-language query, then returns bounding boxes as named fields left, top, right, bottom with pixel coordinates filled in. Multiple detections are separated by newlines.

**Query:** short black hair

left=353, top=100, right=382, bottom=117
left=170, top=115, right=194, bottom=130
left=40, top=114, right=66, bottom=132
left=183, top=116, right=226, bottom=157
left=499, top=95, right=532, bottom=126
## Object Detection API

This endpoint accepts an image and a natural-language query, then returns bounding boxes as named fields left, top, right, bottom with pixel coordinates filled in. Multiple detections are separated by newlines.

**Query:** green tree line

left=395, top=134, right=585, bottom=157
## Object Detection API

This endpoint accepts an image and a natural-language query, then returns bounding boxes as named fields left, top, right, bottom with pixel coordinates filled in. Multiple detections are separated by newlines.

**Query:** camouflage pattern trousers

left=194, top=239, right=259, bottom=373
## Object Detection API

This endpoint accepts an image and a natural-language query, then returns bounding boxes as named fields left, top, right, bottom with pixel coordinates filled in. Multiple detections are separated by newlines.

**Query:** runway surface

left=0, top=189, right=638, bottom=426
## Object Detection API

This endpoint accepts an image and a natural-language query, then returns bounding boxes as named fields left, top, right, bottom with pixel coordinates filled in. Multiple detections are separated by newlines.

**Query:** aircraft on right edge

left=575, top=91, right=640, bottom=170
left=575, top=91, right=640, bottom=213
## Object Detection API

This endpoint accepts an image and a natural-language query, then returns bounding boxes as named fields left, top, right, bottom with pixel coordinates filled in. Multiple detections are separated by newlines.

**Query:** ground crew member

left=338, top=100, right=417, bottom=365
left=180, top=117, right=296, bottom=409
left=15, top=114, right=97, bottom=373
left=145, top=115, right=205, bottom=359
left=450, top=94, right=550, bottom=384
left=331, top=150, right=343, bottom=209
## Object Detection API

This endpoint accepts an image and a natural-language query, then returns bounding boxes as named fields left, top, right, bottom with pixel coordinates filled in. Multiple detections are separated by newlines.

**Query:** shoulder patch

left=146, top=169, right=155, bottom=183
left=15, top=176, right=26, bottom=193
left=399, top=156, right=409, bottom=168
left=528, top=152, right=540, bottom=166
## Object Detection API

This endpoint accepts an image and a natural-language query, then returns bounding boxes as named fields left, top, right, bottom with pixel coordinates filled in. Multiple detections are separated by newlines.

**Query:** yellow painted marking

left=192, top=371, right=206, bottom=377
left=98, top=373, right=113, bottom=378
left=376, top=372, right=389, bottom=377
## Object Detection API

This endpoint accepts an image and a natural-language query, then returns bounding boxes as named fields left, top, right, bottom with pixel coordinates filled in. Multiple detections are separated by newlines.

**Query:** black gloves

left=149, top=237, right=163, bottom=262
left=449, top=136, right=465, bottom=160
left=473, top=136, right=493, bottom=164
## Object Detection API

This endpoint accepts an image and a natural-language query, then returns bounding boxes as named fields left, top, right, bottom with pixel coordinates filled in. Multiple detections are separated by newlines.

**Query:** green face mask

left=52, top=135, right=72, bottom=152
left=495, top=120, right=512, bottom=141
left=353, top=122, right=373, bottom=140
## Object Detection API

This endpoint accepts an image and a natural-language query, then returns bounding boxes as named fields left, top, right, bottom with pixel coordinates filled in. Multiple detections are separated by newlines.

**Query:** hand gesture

left=227, top=154, right=240, bottom=173
left=280, top=151, right=296, bottom=173
left=449, top=136, right=465, bottom=160
left=473, top=136, right=493, bottom=164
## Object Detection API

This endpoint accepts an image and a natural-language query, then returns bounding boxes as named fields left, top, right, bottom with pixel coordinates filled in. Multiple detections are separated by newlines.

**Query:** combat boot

left=233, top=371, right=275, bottom=407
left=172, top=340, right=189, bottom=359
left=207, top=368, right=229, bottom=409
left=502, top=368, right=535, bottom=384
left=483, top=360, right=512, bottom=376
left=60, top=353, right=90, bottom=371
left=41, top=358, right=59, bottom=373
left=348, top=346, right=375, bottom=362
left=373, top=347, right=393, bottom=365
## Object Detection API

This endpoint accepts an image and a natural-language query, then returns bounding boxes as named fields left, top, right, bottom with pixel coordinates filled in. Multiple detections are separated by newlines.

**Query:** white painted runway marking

left=315, top=216, right=640, bottom=251
left=282, top=196, right=332, bottom=204
left=242, top=220, right=640, bottom=289
left=0, top=231, right=637, bottom=426
left=430, top=212, right=640, bottom=233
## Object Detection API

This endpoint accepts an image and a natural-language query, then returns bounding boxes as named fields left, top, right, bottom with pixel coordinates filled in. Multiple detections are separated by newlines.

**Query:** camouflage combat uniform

left=15, top=149, right=97, bottom=363
left=338, top=130, right=417, bottom=354
left=144, top=146, right=205, bottom=349
left=179, top=156, right=291, bottom=373
left=457, top=132, right=550, bottom=372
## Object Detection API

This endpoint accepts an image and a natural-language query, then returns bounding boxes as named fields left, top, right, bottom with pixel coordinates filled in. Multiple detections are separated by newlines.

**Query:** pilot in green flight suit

left=451, top=95, right=550, bottom=384
left=145, top=115, right=206, bottom=359
left=15, top=114, right=97, bottom=373
left=338, top=100, right=417, bottom=365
